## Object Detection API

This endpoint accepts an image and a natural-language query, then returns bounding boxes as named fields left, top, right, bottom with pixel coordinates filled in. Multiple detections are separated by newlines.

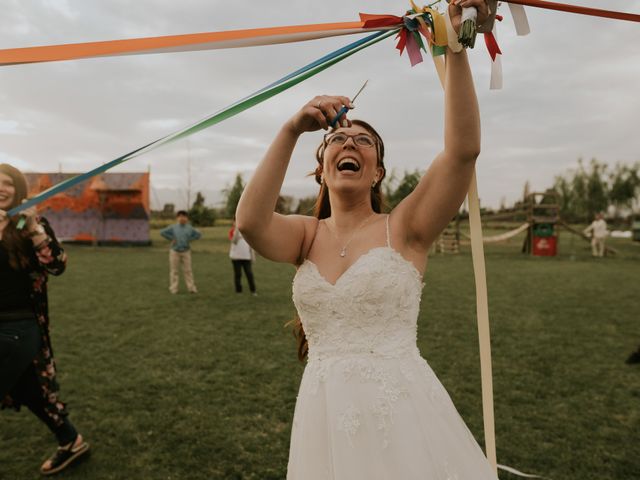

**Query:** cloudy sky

left=1, top=0, right=639, bottom=209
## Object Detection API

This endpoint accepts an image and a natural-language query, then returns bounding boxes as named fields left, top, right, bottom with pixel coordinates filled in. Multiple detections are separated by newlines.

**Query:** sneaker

left=251, top=292, right=258, bottom=297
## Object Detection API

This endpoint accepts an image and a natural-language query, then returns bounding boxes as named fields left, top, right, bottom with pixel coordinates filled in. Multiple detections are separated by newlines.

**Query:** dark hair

left=293, top=119, right=387, bottom=361
left=176, top=210, right=188, bottom=217
left=0, top=163, right=33, bottom=270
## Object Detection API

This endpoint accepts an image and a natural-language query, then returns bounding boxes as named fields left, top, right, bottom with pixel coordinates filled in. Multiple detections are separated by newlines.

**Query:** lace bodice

left=292, top=243, right=424, bottom=361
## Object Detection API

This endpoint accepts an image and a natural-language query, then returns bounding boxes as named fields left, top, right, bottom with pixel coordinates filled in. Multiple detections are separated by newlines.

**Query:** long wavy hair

left=0, top=163, right=32, bottom=270
left=293, top=119, right=387, bottom=361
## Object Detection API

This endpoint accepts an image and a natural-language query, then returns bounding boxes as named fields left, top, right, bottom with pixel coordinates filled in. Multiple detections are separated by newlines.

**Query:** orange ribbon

left=0, top=20, right=381, bottom=66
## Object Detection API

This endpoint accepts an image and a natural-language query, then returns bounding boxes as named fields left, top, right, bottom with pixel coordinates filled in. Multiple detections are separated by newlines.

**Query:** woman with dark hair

left=0, top=163, right=89, bottom=475
left=236, top=1, right=497, bottom=478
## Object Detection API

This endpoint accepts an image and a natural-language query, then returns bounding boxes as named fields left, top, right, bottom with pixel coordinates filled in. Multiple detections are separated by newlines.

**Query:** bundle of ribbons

left=2, top=1, right=638, bottom=478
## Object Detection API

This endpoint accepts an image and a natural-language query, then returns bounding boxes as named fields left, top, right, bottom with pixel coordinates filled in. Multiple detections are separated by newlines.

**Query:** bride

left=236, top=1, right=497, bottom=478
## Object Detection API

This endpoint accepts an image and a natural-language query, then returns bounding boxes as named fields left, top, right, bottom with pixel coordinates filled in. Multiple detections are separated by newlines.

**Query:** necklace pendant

left=340, top=248, right=347, bottom=257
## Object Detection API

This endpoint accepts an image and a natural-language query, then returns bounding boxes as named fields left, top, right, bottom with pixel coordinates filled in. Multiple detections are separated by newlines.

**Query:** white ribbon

left=508, top=4, right=531, bottom=36
left=498, top=463, right=552, bottom=479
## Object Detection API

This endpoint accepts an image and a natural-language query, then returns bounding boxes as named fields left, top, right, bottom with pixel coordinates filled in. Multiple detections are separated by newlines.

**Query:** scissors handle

left=330, top=106, right=349, bottom=128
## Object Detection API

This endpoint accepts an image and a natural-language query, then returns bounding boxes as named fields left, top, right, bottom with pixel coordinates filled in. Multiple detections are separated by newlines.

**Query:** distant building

left=25, top=172, right=150, bottom=245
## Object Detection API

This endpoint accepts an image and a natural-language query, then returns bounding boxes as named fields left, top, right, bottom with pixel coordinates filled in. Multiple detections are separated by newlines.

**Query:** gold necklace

left=325, top=213, right=376, bottom=257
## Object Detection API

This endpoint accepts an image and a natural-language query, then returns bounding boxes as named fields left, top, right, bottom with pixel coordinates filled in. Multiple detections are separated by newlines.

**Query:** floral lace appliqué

left=337, top=403, right=361, bottom=446
left=342, top=359, right=409, bottom=448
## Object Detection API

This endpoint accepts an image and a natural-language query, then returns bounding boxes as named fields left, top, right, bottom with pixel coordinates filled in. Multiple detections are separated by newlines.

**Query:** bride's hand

left=448, top=0, right=490, bottom=34
left=285, top=95, right=354, bottom=136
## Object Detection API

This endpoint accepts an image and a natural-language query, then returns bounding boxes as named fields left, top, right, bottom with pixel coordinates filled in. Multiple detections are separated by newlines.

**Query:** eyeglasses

left=324, top=132, right=376, bottom=148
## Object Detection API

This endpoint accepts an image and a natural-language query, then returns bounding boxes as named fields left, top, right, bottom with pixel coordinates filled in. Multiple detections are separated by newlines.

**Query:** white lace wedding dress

left=288, top=216, right=498, bottom=480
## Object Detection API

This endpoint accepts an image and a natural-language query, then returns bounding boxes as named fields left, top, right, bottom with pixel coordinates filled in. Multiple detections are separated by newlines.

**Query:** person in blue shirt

left=160, top=210, right=201, bottom=294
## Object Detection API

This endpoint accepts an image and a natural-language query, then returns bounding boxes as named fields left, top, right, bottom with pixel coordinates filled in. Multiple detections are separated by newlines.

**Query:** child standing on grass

left=229, top=220, right=257, bottom=295
left=160, top=210, right=201, bottom=294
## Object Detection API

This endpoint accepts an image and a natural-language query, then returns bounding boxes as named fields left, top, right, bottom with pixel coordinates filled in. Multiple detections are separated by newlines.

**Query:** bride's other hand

left=448, top=0, right=490, bottom=34
left=286, top=95, right=354, bottom=136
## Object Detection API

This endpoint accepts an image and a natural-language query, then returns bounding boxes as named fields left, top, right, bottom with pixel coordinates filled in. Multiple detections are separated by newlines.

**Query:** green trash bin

left=533, top=223, right=554, bottom=237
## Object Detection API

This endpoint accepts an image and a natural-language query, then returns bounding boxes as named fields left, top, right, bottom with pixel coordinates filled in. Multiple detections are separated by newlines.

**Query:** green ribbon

left=9, top=27, right=399, bottom=216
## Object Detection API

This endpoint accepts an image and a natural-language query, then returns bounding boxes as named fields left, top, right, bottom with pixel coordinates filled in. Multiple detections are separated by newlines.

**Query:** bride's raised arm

left=236, top=95, right=352, bottom=264
left=392, top=0, right=487, bottom=253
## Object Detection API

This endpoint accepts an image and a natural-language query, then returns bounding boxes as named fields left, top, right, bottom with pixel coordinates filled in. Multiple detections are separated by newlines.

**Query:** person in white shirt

left=229, top=221, right=257, bottom=295
left=583, top=213, right=608, bottom=257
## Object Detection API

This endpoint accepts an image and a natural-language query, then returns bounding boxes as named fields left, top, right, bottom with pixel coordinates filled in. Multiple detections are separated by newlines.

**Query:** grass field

left=1, top=226, right=639, bottom=480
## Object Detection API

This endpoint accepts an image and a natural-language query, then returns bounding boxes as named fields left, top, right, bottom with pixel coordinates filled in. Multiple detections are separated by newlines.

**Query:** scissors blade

left=351, top=80, right=369, bottom=104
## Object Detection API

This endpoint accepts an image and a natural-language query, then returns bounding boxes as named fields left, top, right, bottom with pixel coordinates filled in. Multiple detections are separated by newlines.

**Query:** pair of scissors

left=330, top=80, right=369, bottom=128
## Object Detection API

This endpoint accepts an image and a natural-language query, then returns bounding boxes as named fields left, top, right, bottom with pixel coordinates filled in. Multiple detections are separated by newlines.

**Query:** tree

left=384, top=169, right=422, bottom=210
left=550, top=158, right=640, bottom=222
left=609, top=162, right=640, bottom=217
left=553, top=175, right=572, bottom=220
left=585, top=159, right=608, bottom=219
left=276, top=195, right=295, bottom=215
left=188, top=192, right=217, bottom=226
left=223, top=173, right=245, bottom=219
left=295, top=196, right=317, bottom=216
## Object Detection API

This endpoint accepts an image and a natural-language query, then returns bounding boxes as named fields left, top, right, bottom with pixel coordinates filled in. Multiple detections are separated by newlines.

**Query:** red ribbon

left=361, top=13, right=431, bottom=66
left=396, top=28, right=407, bottom=55
left=484, top=32, right=502, bottom=61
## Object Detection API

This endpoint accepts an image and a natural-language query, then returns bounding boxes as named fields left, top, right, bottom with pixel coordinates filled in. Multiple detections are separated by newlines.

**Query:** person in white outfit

left=229, top=221, right=256, bottom=295
left=236, top=1, right=499, bottom=478
left=583, top=212, right=608, bottom=257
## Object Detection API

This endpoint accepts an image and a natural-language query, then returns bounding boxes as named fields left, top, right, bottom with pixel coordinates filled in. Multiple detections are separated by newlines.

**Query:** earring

left=371, top=180, right=377, bottom=188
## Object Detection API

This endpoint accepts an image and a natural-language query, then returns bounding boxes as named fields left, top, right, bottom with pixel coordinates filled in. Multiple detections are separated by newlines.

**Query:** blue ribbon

left=9, top=29, right=396, bottom=216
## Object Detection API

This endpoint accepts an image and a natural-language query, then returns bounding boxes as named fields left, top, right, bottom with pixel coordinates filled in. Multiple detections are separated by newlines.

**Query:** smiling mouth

left=337, top=158, right=360, bottom=172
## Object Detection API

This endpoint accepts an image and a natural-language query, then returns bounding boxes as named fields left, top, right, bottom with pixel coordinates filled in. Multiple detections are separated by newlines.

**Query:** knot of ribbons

left=360, top=1, right=502, bottom=66
left=360, top=5, right=447, bottom=67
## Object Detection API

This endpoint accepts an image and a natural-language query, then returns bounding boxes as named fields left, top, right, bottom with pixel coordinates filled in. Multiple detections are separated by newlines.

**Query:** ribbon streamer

left=502, top=0, right=640, bottom=23
left=467, top=174, right=497, bottom=472
left=484, top=31, right=502, bottom=61
left=498, top=463, right=551, bottom=479
left=0, top=10, right=454, bottom=69
left=508, top=4, right=531, bottom=35
left=0, top=20, right=397, bottom=67
left=8, top=29, right=398, bottom=216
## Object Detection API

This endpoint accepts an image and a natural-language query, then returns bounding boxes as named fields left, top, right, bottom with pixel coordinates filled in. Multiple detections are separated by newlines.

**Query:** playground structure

left=447, top=191, right=619, bottom=256
left=437, top=215, right=461, bottom=254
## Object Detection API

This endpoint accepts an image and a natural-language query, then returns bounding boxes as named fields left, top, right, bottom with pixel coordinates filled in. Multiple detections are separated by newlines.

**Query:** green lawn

left=1, top=226, right=639, bottom=479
